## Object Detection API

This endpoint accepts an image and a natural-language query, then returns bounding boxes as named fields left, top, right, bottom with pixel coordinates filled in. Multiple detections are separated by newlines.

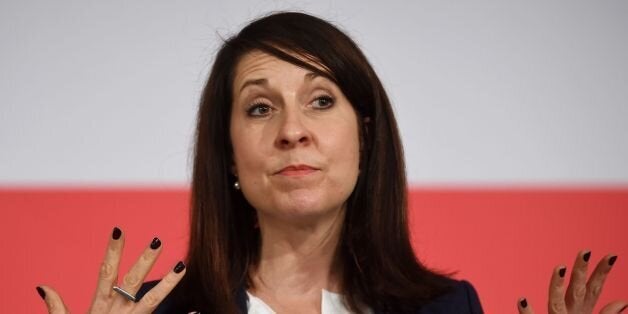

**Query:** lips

left=275, top=164, right=319, bottom=176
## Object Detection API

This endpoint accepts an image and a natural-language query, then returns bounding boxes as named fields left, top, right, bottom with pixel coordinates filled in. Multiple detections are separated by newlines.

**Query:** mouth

left=275, top=164, right=320, bottom=176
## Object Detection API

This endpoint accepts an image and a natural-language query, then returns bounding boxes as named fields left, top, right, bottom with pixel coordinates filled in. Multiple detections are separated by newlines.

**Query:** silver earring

left=233, top=181, right=240, bottom=190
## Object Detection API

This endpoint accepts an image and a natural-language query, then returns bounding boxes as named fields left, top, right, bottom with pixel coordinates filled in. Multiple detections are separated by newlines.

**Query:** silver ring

left=112, top=286, right=137, bottom=302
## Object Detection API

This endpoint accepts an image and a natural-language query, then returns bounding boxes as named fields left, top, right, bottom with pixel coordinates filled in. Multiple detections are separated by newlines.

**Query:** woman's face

left=230, top=51, right=360, bottom=223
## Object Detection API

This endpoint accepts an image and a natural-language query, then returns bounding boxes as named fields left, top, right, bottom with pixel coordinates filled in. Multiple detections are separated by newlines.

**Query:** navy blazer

left=138, top=279, right=483, bottom=313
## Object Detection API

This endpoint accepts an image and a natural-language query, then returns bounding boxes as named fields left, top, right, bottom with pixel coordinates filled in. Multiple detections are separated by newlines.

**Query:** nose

left=274, top=108, right=311, bottom=149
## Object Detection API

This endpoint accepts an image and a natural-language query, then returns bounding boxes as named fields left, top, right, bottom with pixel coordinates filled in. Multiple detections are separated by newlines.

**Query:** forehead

left=233, top=50, right=331, bottom=91
left=233, top=51, right=288, bottom=83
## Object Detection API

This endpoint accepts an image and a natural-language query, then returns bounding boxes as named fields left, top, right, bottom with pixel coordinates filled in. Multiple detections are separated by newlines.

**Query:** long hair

left=175, top=11, right=453, bottom=313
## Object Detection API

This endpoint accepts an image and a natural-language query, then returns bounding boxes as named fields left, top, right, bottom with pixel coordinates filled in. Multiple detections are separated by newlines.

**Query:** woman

left=37, top=12, right=625, bottom=314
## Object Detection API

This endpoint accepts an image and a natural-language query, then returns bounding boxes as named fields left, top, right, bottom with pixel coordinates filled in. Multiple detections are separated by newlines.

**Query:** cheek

left=332, top=114, right=361, bottom=160
left=325, top=122, right=361, bottom=184
left=230, top=122, right=277, bottom=197
left=232, top=130, right=264, bottom=176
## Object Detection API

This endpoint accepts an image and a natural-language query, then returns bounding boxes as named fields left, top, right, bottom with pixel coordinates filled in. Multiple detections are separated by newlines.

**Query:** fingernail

left=112, top=227, right=122, bottom=240
left=519, top=297, right=527, bottom=308
left=559, top=267, right=566, bottom=278
left=174, top=261, right=186, bottom=273
left=619, top=304, right=627, bottom=313
left=609, top=255, right=617, bottom=266
left=36, top=286, right=46, bottom=300
left=583, top=251, right=591, bottom=262
left=150, top=237, right=161, bottom=250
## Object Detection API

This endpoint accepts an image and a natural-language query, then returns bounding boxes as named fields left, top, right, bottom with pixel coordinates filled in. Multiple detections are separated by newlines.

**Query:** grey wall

left=2, top=0, right=627, bottom=185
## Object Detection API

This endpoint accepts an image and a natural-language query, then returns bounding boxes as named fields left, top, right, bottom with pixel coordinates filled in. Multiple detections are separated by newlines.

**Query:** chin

left=263, top=190, right=345, bottom=221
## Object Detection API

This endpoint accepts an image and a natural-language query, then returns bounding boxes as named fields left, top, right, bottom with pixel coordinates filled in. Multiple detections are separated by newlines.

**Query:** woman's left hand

left=517, top=250, right=627, bottom=314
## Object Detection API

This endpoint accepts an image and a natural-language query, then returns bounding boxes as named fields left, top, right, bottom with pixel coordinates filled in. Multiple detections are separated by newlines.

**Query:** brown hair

left=175, top=11, right=453, bottom=313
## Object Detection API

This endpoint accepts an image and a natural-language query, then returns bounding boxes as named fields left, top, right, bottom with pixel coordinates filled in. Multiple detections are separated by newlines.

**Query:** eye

left=247, top=102, right=273, bottom=117
left=311, top=95, right=335, bottom=109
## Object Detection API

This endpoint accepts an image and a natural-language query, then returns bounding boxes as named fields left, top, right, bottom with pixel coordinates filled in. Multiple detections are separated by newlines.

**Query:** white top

left=246, top=290, right=373, bottom=314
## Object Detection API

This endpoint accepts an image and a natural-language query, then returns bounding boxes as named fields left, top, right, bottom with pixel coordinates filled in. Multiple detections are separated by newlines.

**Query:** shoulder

left=136, top=280, right=249, bottom=313
left=138, top=279, right=483, bottom=314
left=409, top=279, right=483, bottom=314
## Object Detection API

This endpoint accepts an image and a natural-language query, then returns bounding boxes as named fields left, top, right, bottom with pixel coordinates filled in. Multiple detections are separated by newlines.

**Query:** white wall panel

left=2, top=1, right=627, bottom=185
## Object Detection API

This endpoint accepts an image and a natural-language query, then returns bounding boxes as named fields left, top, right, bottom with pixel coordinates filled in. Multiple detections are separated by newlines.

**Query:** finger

left=112, top=237, right=162, bottom=307
left=90, top=226, right=125, bottom=312
left=517, top=297, right=535, bottom=314
left=548, top=265, right=568, bottom=314
left=37, top=285, right=69, bottom=314
left=600, top=301, right=628, bottom=314
left=584, top=254, right=618, bottom=312
left=134, top=261, right=187, bottom=312
left=565, top=249, right=591, bottom=311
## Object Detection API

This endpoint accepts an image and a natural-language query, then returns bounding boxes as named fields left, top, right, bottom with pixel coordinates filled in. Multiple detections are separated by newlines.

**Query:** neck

left=250, top=207, right=345, bottom=297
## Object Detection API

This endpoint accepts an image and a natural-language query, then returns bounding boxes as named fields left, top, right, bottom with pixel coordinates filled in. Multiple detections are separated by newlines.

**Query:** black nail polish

left=519, top=298, right=527, bottom=308
left=173, top=261, right=186, bottom=273
left=150, top=237, right=161, bottom=250
left=559, top=267, right=566, bottom=278
left=583, top=251, right=591, bottom=262
left=609, top=255, right=617, bottom=266
left=36, top=286, right=46, bottom=300
left=112, top=227, right=122, bottom=240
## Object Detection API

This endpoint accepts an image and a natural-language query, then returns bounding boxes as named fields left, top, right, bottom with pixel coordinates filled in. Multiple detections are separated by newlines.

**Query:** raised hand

left=37, top=227, right=186, bottom=313
left=517, top=250, right=627, bottom=314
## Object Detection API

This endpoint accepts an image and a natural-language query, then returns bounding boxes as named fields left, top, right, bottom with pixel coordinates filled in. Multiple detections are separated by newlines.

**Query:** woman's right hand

left=37, top=227, right=186, bottom=313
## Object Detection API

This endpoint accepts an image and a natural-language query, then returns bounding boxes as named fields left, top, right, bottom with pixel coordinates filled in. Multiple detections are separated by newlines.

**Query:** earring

left=233, top=181, right=240, bottom=190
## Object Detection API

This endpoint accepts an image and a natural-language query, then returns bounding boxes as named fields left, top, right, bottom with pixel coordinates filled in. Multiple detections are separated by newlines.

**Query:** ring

left=112, top=286, right=137, bottom=302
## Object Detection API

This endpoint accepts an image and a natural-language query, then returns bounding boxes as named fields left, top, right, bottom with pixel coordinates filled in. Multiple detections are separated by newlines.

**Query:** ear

left=358, top=116, right=371, bottom=171
left=231, top=164, right=238, bottom=177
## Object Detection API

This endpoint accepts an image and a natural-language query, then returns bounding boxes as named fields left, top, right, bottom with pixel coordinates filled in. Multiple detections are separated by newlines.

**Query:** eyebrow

left=239, top=78, right=267, bottom=92
left=238, top=72, right=321, bottom=93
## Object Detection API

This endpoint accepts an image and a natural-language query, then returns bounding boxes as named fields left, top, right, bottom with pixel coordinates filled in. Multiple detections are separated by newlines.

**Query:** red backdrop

left=1, top=187, right=626, bottom=313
